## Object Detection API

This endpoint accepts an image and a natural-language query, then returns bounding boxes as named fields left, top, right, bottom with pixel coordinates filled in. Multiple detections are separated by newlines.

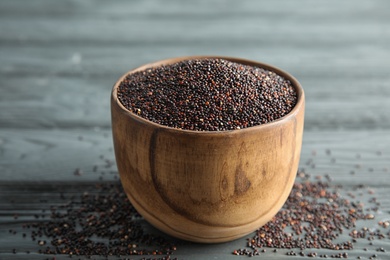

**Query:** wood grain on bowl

left=111, top=56, right=305, bottom=243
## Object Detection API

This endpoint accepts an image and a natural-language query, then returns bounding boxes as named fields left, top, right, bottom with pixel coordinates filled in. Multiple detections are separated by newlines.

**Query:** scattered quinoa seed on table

left=117, top=58, right=297, bottom=131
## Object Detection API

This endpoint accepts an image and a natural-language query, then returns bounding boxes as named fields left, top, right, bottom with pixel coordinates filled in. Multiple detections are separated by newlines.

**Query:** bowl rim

left=111, top=55, right=305, bottom=136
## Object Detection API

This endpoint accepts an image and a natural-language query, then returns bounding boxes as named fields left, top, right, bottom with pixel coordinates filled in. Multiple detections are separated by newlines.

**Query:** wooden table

left=1, top=0, right=390, bottom=259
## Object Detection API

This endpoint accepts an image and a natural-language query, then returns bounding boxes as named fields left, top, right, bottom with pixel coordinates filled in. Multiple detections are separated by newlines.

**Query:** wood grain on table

left=1, top=0, right=390, bottom=259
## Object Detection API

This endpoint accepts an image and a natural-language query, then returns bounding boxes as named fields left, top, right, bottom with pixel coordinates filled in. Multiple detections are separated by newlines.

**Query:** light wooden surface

left=1, top=0, right=390, bottom=259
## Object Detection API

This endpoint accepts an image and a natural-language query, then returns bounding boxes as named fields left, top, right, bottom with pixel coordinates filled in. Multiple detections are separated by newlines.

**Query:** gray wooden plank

left=0, top=43, right=390, bottom=130
left=0, top=1, right=389, bottom=46
left=1, top=71, right=390, bottom=130
left=0, top=128, right=115, bottom=182
left=0, top=167, right=390, bottom=259
left=0, top=75, right=113, bottom=129
left=2, top=45, right=390, bottom=79
left=1, top=129, right=389, bottom=185
left=1, top=16, right=389, bottom=48
left=0, top=0, right=388, bottom=18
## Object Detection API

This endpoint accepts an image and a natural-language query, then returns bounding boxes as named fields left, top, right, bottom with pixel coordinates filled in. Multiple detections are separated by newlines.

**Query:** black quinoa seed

left=25, top=182, right=178, bottom=258
left=232, top=172, right=385, bottom=257
left=117, top=58, right=297, bottom=131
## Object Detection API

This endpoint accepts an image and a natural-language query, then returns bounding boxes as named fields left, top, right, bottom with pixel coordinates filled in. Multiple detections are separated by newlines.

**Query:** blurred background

left=1, top=0, right=389, bottom=132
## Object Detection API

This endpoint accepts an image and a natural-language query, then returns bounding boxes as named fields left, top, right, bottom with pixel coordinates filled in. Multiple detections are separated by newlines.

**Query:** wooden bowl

left=111, top=56, right=305, bottom=243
